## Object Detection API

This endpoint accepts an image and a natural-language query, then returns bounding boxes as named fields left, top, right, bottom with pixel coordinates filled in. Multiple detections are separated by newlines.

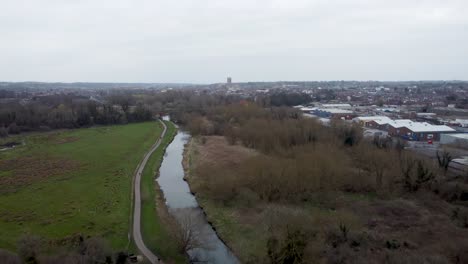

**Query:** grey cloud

left=0, top=0, right=467, bottom=82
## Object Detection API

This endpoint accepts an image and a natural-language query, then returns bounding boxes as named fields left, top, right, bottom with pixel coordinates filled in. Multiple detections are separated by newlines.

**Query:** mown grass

left=0, top=122, right=162, bottom=251
left=140, top=121, right=186, bottom=263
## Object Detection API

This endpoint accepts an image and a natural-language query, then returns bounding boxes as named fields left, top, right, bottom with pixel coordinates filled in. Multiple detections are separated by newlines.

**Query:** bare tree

left=365, top=147, right=392, bottom=190
left=436, top=150, right=453, bottom=175
left=82, top=237, right=112, bottom=263
left=400, top=156, right=416, bottom=192
left=171, top=208, right=206, bottom=254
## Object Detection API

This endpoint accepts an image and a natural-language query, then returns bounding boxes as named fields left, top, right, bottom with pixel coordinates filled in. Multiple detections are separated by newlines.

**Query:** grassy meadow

left=0, top=122, right=162, bottom=251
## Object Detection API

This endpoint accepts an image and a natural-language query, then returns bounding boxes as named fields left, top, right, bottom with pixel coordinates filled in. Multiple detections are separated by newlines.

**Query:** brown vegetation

left=0, top=156, right=80, bottom=193
left=182, top=103, right=468, bottom=263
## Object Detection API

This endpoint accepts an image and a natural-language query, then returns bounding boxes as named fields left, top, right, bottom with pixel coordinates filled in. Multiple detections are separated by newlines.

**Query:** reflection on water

left=157, top=131, right=239, bottom=264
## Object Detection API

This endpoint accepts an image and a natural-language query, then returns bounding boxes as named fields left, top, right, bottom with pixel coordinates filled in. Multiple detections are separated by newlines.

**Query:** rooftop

left=391, top=120, right=455, bottom=132
left=407, top=124, right=455, bottom=133
left=315, top=108, right=353, bottom=114
left=299, top=107, right=317, bottom=112
left=356, top=116, right=456, bottom=133
left=321, top=103, right=352, bottom=108
left=386, top=119, right=414, bottom=128
left=354, top=116, right=393, bottom=124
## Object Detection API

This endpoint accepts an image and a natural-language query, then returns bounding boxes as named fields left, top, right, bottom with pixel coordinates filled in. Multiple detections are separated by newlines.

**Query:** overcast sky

left=1, top=0, right=467, bottom=83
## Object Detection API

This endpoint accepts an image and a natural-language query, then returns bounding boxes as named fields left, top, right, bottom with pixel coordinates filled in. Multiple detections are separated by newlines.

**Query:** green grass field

left=0, top=122, right=163, bottom=251
left=140, top=121, right=186, bottom=263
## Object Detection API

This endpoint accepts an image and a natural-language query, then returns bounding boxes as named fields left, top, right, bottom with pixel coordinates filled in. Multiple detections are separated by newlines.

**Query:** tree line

left=0, top=93, right=153, bottom=137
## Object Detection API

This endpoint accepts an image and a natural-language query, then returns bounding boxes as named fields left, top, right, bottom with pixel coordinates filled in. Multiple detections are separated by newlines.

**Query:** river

left=157, top=130, right=239, bottom=264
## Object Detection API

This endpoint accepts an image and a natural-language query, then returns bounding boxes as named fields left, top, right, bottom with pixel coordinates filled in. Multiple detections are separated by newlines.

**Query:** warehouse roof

left=354, top=116, right=393, bottom=124
left=407, top=123, right=455, bottom=133
left=299, top=107, right=317, bottom=112
left=383, top=119, right=455, bottom=132
left=315, top=108, right=353, bottom=114
left=321, top=103, right=352, bottom=108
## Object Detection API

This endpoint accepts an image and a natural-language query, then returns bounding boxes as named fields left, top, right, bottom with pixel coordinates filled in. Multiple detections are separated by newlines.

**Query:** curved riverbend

left=157, top=130, right=239, bottom=264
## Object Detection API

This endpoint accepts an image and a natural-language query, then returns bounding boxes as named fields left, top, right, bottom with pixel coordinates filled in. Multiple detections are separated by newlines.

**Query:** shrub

left=0, top=126, right=8, bottom=137
left=7, top=122, right=20, bottom=134
left=17, top=234, right=41, bottom=264
left=436, top=150, right=453, bottom=175
left=267, top=228, right=308, bottom=264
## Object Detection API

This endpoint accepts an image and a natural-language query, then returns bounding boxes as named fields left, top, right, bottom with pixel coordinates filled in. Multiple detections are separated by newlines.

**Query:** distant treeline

left=0, top=87, right=315, bottom=137
left=0, top=93, right=153, bottom=137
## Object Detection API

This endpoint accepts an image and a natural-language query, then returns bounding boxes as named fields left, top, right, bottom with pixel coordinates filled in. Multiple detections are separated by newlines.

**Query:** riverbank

left=139, top=121, right=187, bottom=263
left=182, top=136, right=262, bottom=262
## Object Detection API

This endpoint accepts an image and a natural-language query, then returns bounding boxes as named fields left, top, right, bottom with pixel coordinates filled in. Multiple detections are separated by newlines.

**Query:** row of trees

left=1, top=88, right=255, bottom=137
left=0, top=94, right=153, bottom=137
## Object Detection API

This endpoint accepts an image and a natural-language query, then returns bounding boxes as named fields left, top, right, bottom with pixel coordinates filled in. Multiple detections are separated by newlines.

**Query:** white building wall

left=440, top=134, right=468, bottom=145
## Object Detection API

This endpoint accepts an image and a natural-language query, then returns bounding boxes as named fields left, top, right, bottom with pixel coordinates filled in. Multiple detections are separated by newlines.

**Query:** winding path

left=132, top=119, right=167, bottom=264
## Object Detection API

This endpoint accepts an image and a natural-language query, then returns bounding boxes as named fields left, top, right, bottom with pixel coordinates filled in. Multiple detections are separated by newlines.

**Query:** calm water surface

left=157, top=130, right=239, bottom=264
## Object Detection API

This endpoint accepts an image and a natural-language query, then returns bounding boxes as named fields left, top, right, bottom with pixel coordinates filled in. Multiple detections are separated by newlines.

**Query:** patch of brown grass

left=194, top=136, right=257, bottom=170
left=0, top=156, right=80, bottom=193
left=54, top=136, right=80, bottom=144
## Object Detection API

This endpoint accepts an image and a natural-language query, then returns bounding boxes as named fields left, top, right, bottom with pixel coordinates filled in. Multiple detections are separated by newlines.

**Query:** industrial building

left=355, top=116, right=456, bottom=141
left=384, top=120, right=455, bottom=141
